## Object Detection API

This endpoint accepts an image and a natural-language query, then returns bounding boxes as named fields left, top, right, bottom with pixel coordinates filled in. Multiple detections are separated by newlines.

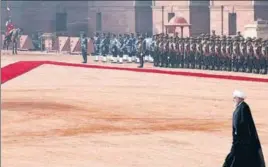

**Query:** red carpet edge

left=1, top=61, right=268, bottom=84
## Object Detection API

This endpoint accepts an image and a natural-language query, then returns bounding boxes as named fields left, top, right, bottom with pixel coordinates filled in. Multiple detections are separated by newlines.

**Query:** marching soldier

left=93, top=32, right=100, bottom=56
left=110, top=34, right=119, bottom=63
left=126, top=33, right=135, bottom=63
left=100, top=33, right=110, bottom=62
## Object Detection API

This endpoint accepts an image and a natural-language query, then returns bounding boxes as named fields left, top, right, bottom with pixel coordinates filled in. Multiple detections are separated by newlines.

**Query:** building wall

left=88, top=1, right=135, bottom=35
left=189, top=1, right=210, bottom=36
left=152, top=1, right=190, bottom=36
left=210, top=1, right=254, bottom=35
left=3, top=1, right=268, bottom=37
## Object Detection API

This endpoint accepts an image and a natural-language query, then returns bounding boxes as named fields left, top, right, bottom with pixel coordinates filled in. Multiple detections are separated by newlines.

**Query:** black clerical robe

left=223, top=101, right=266, bottom=167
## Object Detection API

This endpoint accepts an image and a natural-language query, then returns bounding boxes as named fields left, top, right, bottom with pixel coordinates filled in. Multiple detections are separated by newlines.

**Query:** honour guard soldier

left=155, top=34, right=162, bottom=67
left=221, top=37, right=227, bottom=70
left=178, top=38, right=185, bottom=68
left=260, top=40, right=267, bottom=74
left=137, top=36, right=146, bottom=68
left=150, top=35, right=157, bottom=66
left=162, top=36, right=169, bottom=67
left=110, top=34, right=119, bottom=63
left=214, top=37, right=222, bottom=70
left=174, top=37, right=180, bottom=68
left=189, top=38, right=197, bottom=69
left=100, top=33, right=110, bottom=62
left=81, top=33, right=88, bottom=63
left=202, top=39, right=209, bottom=69
left=232, top=37, right=240, bottom=72
left=240, top=38, right=247, bottom=72
left=195, top=37, right=203, bottom=69
left=159, top=36, right=165, bottom=67
left=245, top=38, right=254, bottom=73
left=209, top=38, right=216, bottom=70
left=253, top=39, right=261, bottom=73
left=169, top=37, right=177, bottom=68
left=184, top=37, right=191, bottom=68
left=93, top=32, right=100, bottom=56
left=226, top=37, right=233, bottom=71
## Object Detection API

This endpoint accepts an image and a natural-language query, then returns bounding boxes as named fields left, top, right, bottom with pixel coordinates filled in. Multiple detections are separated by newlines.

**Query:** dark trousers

left=12, top=41, right=18, bottom=55
left=82, top=49, right=87, bottom=63
left=139, top=52, right=144, bottom=67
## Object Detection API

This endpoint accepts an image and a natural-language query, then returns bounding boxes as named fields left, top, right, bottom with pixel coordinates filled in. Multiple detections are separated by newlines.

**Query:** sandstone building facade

left=1, top=1, right=268, bottom=36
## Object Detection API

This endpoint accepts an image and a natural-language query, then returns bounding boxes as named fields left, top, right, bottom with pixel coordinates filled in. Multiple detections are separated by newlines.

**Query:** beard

left=233, top=100, right=239, bottom=108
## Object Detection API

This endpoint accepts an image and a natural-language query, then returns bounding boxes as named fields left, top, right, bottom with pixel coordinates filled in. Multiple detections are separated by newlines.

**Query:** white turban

left=233, top=90, right=246, bottom=99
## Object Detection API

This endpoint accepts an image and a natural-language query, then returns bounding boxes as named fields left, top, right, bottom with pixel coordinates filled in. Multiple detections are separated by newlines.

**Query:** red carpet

left=2, top=61, right=268, bottom=84
left=1, top=61, right=46, bottom=84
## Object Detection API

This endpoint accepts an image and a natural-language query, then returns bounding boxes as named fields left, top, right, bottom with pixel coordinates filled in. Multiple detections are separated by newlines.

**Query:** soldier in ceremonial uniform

left=150, top=35, right=157, bottom=67
left=253, top=39, right=262, bottom=73
left=221, top=37, right=227, bottom=70
left=189, top=38, right=197, bottom=69
left=214, top=36, right=222, bottom=70
left=137, top=36, right=146, bottom=68
left=195, top=37, right=203, bottom=69
left=202, top=39, right=210, bottom=70
left=178, top=38, right=185, bottom=68
left=245, top=38, right=254, bottom=73
left=184, top=37, right=191, bottom=68
left=232, top=37, right=240, bottom=72
left=211, top=30, right=216, bottom=39
left=260, top=40, right=267, bottom=74
left=110, top=34, right=119, bottom=63
left=239, top=38, right=247, bottom=72
left=93, top=32, right=100, bottom=56
left=158, top=36, right=165, bottom=67
left=162, top=36, right=170, bottom=67
left=169, top=37, right=177, bottom=68
left=209, top=38, right=216, bottom=70
left=174, top=36, right=180, bottom=68
left=81, top=33, right=88, bottom=63
left=126, top=33, right=135, bottom=63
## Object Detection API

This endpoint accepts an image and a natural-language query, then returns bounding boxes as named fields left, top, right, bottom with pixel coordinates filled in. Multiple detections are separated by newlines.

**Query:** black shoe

left=82, top=61, right=87, bottom=64
left=138, top=65, right=143, bottom=68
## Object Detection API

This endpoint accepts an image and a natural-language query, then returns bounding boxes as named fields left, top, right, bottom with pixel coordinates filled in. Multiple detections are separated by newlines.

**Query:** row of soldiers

left=92, top=32, right=268, bottom=74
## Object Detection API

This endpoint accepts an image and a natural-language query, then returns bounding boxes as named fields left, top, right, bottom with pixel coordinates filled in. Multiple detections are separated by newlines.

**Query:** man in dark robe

left=223, top=90, right=266, bottom=167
